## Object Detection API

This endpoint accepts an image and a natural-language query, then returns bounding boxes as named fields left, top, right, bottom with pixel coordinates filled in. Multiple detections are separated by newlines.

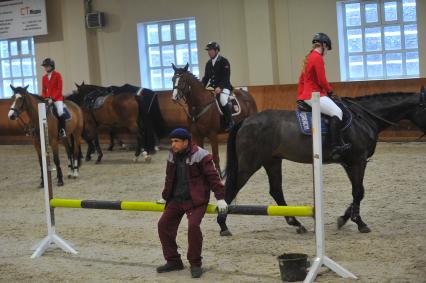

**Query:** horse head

left=407, top=86, right=426, bottom=135
left=8, top=85, right=30, bottom=120
left=171, top=63, right=191, bottom=102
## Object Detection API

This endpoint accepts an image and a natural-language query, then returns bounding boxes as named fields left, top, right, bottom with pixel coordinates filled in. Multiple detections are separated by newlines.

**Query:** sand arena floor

left=0, top=142, right=425, bottom=282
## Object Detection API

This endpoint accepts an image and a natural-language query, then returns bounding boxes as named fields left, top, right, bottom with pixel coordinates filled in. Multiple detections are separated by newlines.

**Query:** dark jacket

left=162, top=143, right=224, bottom=206
left=201, top=55, right=233, bottom=91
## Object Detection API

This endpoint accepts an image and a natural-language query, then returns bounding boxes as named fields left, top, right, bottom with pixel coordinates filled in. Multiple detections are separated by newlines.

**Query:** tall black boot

left=58, top=115, right=67, bottom=138
left=329, top=116, right=350, bottom=159
left=223, top=102, right=235, bottom=132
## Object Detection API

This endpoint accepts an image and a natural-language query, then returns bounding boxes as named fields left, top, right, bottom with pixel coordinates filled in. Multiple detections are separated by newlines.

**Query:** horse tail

left=149, top=93, right=167, bottom=138
left=135, top=96, right=155, bottom=152
left=225, top=120, right=244, bottom=191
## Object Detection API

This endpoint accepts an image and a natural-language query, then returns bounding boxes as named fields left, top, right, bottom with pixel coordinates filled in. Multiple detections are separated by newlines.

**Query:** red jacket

left=42, top=71, right=64, bottom=101
left=162, top=143, right=224, bottom=206
left=297, top=50, right=333, bottom=100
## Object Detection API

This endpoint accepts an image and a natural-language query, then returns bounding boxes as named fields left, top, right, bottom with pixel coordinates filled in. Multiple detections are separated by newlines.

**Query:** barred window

left=137, top=18, right=199, bottom=90
left=337, top=0, right=419, bottom=81
left=0, top=37, right=38, bottom=98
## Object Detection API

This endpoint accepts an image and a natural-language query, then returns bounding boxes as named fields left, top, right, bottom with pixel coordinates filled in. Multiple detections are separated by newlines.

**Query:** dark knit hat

left=169, top=128, right=191, bottom=140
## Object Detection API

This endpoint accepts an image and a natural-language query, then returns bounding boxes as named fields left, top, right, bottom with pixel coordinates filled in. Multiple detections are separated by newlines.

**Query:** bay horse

left=8, top=85, right=84, bottom=187
left=217, top=87, right=426, bottom=236
left=171, top=63, right=258, bottom=174
left=69, top=83, right=164, bottom=163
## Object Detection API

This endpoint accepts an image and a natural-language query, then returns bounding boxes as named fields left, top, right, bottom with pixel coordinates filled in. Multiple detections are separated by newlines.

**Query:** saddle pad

left=51, top=105, right=72, bottom=121
left=216, top=95, right=241, bottom=116
left=296, top=110, right=328, bottom=136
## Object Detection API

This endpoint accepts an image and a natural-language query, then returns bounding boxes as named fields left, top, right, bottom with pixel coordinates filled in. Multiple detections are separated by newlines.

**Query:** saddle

left=84, top=89, right=111, bottom=109
left=215, top=92, right=241, bottom=116
left=49, top=104, right=72, bottom=121
left=295, top=99, right=352, bottom=135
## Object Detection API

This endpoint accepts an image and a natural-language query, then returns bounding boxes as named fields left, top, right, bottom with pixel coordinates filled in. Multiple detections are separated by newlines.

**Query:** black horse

left=218, top=87, right=426, bottom=236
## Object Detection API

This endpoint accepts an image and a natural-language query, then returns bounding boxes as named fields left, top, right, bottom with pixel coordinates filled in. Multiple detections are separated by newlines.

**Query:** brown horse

left=70, top=83, right=153, bottom=163
left=8, top=85, right=84, bottom=187
left=171, top=63, right=258, bottom=173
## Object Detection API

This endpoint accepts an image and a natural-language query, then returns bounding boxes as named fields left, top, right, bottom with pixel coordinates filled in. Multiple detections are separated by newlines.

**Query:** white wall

left=34, top=0, right=426, bottom=94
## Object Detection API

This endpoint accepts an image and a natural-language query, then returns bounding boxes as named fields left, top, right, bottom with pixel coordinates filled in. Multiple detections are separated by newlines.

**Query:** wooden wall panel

left=1, top=78, right=425, bottom=144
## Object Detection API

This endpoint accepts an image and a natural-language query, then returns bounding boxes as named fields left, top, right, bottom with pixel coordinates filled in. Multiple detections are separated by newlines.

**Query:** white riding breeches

left=219, top=88, right=231, bottom=106
left=54, top=101, right=64, bottom=116
left=305, top=96, right=343, bottom=120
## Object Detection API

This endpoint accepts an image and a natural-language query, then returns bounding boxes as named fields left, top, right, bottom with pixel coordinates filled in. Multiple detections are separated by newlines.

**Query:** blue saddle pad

left=51, top=106, right=72, bottom=121
left=296, top=110, right=329, bottom=135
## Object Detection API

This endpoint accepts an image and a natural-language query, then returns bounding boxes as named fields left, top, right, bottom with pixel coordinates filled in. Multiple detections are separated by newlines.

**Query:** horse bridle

left=172, top=73, right=217, bottom=122
left=9, top=92, right=36, bottom=136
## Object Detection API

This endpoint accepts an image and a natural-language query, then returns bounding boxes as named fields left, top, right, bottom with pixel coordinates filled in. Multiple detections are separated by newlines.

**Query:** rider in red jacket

left=297, top=33, right=350, bottom=159
left=41, top=58, right=66, bottom=138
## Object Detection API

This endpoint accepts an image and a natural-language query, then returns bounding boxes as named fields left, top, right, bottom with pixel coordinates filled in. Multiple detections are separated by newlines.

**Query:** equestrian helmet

left=205, top=41, right=220, bottom=51
left=41, top=58, right=55, bottom=69
left=312, top=33, right=332, bottom=50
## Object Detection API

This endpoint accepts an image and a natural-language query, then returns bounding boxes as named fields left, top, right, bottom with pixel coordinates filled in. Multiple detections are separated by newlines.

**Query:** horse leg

left=217, top=159, right=261, bottom=236
left=62, top=138, right=73, bottom=179
left=52, top=144, right=64, bottom=186
left=107, top=129, right=115, bottom=151
left=94, top=131, right=103, bottom=164
left=264, top=159, right=307, bottom=234
left=132, top=128, right=143, bottom=162
left=37, top=153, right=44, bottom=188
left=81, top=130, right=94, bottom=161
left=72, top=135, right=80, bottom=178
left=339, top=160, right=371, bottom=233
left=209, top=135, right=222, bottom=178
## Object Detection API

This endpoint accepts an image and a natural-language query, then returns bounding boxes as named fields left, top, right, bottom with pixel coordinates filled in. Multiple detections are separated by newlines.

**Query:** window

left=137, top=18, right=199, bottom=90
left=337, top=0, right=419, bottom=81
left=0, top=37, right=37, bottom=98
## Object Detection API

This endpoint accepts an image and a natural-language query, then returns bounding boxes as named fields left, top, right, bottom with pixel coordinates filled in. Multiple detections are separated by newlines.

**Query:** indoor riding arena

left=0, top=1, right=425, bottom=282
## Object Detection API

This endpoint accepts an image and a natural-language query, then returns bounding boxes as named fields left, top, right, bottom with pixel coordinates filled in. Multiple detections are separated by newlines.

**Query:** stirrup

left=59, top=129, right=67, bottom=138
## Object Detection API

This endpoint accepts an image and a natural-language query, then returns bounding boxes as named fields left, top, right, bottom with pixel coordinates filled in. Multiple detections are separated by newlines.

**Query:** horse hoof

left=296, top=226, right=308, bottom=234
left=107, top=146, right=113, bottom=151
left=38, top=183, right=44, bottom=188
left=337, top=216, right=347, bottom=229
left=85, top=156, right=91, bottom=162
left=57, top=181, right=64, bottom=186
left=358, top=225, right=371, bottom=233
left=133, top=156, right=139, bottom=163
left=220, top=230, right=232, bottom=236
left=144, top=155, right=152, bottom=163
left=95, top=159, right=101, bottom=164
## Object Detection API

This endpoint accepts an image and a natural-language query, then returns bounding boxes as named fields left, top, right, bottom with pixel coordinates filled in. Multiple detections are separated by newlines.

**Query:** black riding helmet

left=41, top=58, right=55, bottom=69
left=205, top=41, right=220, bottom=51
left=312, top=33, right=332, bottom=50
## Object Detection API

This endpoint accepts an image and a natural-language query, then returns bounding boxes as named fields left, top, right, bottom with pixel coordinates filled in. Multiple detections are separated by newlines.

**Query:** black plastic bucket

left=277, top=253, right=308, bottom=282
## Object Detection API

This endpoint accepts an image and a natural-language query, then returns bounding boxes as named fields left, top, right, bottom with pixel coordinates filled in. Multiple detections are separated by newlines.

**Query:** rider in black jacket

left=201, top=42, right=234, bottom=131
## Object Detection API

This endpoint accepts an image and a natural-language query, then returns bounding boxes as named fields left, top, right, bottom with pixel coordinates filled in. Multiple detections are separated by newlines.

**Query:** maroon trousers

left=158, top=200, right=207, bottom=267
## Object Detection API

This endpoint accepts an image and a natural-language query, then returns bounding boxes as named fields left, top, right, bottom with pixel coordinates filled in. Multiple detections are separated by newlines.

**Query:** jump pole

left=31, top=103, right=77, bottom=259
left=304, top=92, right=356, bottom=282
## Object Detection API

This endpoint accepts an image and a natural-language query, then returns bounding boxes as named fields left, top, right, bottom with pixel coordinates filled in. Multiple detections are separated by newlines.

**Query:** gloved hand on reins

left=45, top=98, right=53, bottom=105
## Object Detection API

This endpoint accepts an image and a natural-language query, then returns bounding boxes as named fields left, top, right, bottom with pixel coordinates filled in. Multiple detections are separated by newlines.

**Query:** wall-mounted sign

left=0, top=0, right=47, bottom=39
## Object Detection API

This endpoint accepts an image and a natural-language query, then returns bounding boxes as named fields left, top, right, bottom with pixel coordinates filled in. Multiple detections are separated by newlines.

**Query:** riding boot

left=223, top=102, right=235, bottom=132
left=330, top=116, right=350, bottom=159
left=58, top=115, right=67, bottom=138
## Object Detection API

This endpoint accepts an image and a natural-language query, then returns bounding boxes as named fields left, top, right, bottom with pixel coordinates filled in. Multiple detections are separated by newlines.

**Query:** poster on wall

left=0, top=0, right=47, bottom=39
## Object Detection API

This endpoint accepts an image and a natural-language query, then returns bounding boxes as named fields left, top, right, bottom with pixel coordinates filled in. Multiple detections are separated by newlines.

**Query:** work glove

left=217, top=199, right=228, bottom=214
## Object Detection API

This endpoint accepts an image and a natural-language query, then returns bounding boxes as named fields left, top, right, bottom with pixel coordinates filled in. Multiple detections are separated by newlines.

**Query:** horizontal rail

left=50, top=199, right=314, bottom=217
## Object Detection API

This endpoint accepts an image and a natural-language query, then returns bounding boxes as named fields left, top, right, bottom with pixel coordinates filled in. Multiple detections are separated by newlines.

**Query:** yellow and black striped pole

left=50, top=199, right=314, bottom=217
